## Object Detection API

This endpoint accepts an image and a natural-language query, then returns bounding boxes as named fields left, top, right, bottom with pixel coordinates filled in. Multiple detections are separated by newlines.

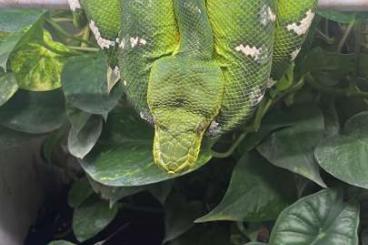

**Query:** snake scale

left=68, top=0, right=318, bottom=173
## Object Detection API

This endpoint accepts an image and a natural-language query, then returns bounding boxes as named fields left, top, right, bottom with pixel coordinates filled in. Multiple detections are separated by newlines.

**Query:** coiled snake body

left=69, top=0, right=318, bottom=173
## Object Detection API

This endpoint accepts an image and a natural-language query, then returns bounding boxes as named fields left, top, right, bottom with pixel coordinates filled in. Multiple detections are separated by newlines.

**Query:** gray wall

left=0, top=128, right=59, bottom=245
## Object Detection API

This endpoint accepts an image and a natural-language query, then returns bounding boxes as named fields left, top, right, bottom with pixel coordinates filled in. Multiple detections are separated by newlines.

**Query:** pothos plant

left=1, top=7, right=368, bottom=245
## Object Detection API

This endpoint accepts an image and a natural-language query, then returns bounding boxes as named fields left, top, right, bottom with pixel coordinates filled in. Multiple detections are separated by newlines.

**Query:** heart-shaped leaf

left=257, top=104, right=326, bottom=187
left=315, top=112, right=368, bottom=188
left=81, top=107, right=213, bottom=187
left=269, top=189, right=359, bottom=245
left=196, top=152, right=296, bottom=223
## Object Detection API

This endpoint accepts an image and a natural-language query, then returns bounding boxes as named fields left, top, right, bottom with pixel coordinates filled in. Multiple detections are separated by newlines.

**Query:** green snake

left=68, top=0, right=318, bottom=173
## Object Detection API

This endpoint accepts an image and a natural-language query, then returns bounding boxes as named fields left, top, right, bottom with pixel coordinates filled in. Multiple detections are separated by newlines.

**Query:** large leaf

left=10, top=31, right=71, bottom=91
left=0, top=72, right=18, bottom=106
left=61, top=53, right=123, bottom=116
left=315, top=112, right=368, bottom=189
left=269, top=189, right=360, bottom=245
left=196, top=152, right=296, bottom=223
left=0, top=9, right=45, bottom=70
left=0, top=90, right=66, bottom=134
left=81, top=107, right=213, bottom=187
left=257, top=104, right=326, bottom=187
left=72, top=196, right=119, bottom=242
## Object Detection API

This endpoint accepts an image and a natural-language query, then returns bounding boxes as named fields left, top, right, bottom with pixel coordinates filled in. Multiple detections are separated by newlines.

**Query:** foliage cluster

left=1, top=8, right=368, bottom=245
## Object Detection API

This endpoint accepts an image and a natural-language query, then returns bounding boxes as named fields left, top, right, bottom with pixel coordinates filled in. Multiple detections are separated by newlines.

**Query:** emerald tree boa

left=68, top=0, right=317, bottom=173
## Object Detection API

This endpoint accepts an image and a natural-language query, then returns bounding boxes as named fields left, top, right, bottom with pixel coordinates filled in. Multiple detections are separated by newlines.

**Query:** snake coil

left=69, top=0, right=318, bottom=173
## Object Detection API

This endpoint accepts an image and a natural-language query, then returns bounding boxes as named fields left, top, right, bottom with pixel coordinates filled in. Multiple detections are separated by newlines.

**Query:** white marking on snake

left=268, top=7, right=276, bottom=22
left=139, top=38, right=147, bottom=46
left=235, top=44, right=262, bottom=61
left=249, top=88, right=265, bottom=106
left=67, top=0, right=81, bottom=11
left=119, top=38, right=126, bottom=49
left=260, top=5, right=276, bottom=26
left=130, top=37, right=139, bottom=48
left=89, top=20, right=115, bottom=49
left=130, top=37, right=147, bottom=47
left=287, top=10, right=315, bottom=36
left=290, top=48, right=301, bottom=61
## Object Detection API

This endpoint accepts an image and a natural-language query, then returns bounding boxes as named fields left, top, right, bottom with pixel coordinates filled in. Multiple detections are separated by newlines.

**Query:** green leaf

left=257, top=104, right=326, bottom=187
left=81, top=106, right=213, bottom=187
left=0, top=10, right=45, bottom=70
left=73, top=196, right=118, bottom=242
left=315, top=112, right=368, bottom=189
left=269, top=189, right=360, bottom=245
left=164, top=193, right=204, bottom=243
left=10, top=31, right=70, bottom=91
left=67, top=107, right=103, bottom=158
left=0, top=72, right=18, bottom=106
left=0, top=9, right=45, bottom=33
left=0, top=90, right=66, bottom=134
left=61, top=53, right=123, bottom=116
left=68, top=178, right=94, bottom=208
left=196, top=152, right=296, bottom=223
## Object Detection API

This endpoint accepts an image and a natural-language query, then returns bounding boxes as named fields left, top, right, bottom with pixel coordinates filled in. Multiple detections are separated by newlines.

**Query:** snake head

left=147, top=56, right=224, bottom=173
left=152, top=108, right=210, bottom=173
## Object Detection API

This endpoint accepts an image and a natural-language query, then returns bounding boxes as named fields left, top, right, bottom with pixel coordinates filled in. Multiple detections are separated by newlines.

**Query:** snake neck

left=174, top=0, right=214, bottom=60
